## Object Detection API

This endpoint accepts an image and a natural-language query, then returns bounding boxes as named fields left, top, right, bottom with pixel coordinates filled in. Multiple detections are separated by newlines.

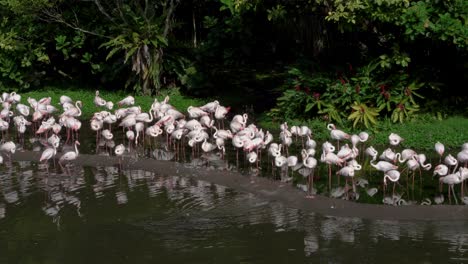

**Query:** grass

left=256, top=114, right=468, bottom=151
left=20, top=86, right=208, bottom=119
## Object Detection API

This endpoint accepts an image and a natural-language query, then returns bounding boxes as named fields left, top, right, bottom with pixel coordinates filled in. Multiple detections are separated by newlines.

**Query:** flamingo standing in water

left=336, top=164, right=356, bottom=199
left=383, top=169, right=401, bottom=198
left=0, top=141, right=16, bottom=162
left=40, top=142, right=58, bottom=173
left=302, top=149, right=317, bottom=198
left=321, top=144, right=344, bottom=191
left=439, top=172, right=462, bottom=204
left=114, top=144, right=125, bottom=170
left=59, top=140, right=80, bottom=174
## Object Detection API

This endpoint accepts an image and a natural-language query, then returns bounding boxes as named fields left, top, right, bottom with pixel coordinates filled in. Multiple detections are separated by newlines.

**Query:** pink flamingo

left=327, top=124, right=350, bottom=149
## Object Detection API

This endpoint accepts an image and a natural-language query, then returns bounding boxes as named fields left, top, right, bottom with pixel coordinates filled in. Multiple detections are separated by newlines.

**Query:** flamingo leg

left=452, top=185, right=458, bottom=205
left=448, top=185, right=452, bottom=204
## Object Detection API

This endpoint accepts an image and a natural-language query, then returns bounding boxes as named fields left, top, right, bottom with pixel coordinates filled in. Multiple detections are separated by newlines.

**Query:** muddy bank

left=10, top=151, right=468, bottom=221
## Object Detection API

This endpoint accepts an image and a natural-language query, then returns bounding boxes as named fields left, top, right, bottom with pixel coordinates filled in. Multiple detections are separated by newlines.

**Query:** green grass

left=20, top=86, right=208, bottom=119
left=257, top=114, right=468, bottom=151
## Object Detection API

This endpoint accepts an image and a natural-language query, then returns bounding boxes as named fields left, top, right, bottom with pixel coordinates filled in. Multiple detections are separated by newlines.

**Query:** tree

left=41, top=0, right=179, bottom=95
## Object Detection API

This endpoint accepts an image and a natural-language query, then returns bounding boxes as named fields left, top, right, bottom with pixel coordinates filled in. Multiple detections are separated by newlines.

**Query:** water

left=0, top=161, right=467, bottom=263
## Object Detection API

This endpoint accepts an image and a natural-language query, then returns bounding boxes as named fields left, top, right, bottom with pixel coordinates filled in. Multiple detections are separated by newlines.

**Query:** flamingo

left=365, top=146, right=378, bottom=160
left=90, top=118, right=103, bottom=144
left=40, top=143, right=57, bottom=172
left=166, top=108, right=185, bottom=120
left=379, top=148, right=399, bottom=163
left=105, top=101, right=113, bottom=110
left=232, top=134, right=245, bottom=164
left=0, top=141, right=16, bottom=161
left=61, top=101, right=82, bottom=118
left=134, top=122, right=144, bottom=145
left=201, top=138, right=217, bottom=153
left=59, top=95, right=73, bottom=105
left=200, top=115, right=214, bottom=129
left=8, top=91, right=21, bottom=103
left=370, top=159, right=398, bottom=172
left=274, top=154, right=288, bottom=180
left=433, top=164, right=449, bottom=192
left=59, top=140, right=80, bottom=173
left=187, top=106, right=208, bottom=119
left=200, top=100, right=220, bottom=113
left=114, top=144, right=125, bottom=170
left=336, top=165, right=356, bottom=199
left=404, top=155, right=422, bottom=192
left=302, top=149, right=317, bottom=198
left=135, top=108, right=154, bottom=123
left=185, top=119, right=202, bottom=131
left=94, top=90, right=107, bottom=107
left=118, top=96, right=135, bottom=107
left=439, top=172, right=462, bottom=204
left=444, top=154, right=458, bottom=173
left=397, top=148, right=418, bottom=163
left=435, top=142, right=445, bottom=163
left=383, top=169, right=401, bottom=197
left=321, top=151, right=344, bottom=190
left=457, top=149, right=468, bottom=168
left=214, top=105, right=230, bottom=128
left=119, top=114, right=136, bottom=131
left=47, top=134, right=60, bottom=149
left=327, top=124, right=350, bottom=148
left=16, top=104, right=30, bottom=116
left=247, top=151, right=258, bottom=164
left=126, top=130, right=135, bottom=150
left=388, top=133, right=404, bottom=148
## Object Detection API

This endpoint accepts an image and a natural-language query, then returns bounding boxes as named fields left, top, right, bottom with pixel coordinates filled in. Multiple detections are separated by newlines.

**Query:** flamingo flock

left=0, top=90, right=467, bottom=205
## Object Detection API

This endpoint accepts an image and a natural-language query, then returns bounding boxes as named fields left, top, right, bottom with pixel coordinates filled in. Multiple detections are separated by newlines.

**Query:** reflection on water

left=0, top=161, right=467, bottom=263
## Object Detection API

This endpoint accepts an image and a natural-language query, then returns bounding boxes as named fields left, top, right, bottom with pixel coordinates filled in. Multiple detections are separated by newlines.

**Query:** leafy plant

left=269, top=59, right=428, bottom=129
left=348, top=102, right=380, bottom=128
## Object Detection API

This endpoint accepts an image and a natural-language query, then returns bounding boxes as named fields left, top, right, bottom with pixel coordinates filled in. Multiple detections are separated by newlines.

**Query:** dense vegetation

left=1, top=0, right=467, bottom=129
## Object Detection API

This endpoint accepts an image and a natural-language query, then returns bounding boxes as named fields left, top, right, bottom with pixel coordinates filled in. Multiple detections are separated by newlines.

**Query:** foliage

left=98, top=1, right=177, bottom=95
left=268, top=59, right=428, bottom=129
left=320, top=0, right=468, bottom=48
left=348, top=102, right=379, bottom=128
left=0, top=1, right=50, bottom=90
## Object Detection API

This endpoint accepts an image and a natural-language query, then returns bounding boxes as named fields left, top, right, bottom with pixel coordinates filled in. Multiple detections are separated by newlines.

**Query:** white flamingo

left=94, top=90, right=107, bottom=107
left=115, top=144, right=125, bottom=170
left=327, top=123, right=350, bottom=148
left=383, top=169, right=401, bottom=197
left=118, top=95, right=135, bottom=106
left=435, top=141, right=445, bottom=163
left=59, top=140, right=80, bottom=172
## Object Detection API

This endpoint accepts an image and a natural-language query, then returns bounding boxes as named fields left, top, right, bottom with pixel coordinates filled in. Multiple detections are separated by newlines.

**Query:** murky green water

left=0, top=161, right=467, bottom=263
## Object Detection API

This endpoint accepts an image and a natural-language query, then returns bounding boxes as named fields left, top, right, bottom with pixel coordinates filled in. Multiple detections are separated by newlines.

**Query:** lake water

left=0, top=160, right=467, bottom=263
